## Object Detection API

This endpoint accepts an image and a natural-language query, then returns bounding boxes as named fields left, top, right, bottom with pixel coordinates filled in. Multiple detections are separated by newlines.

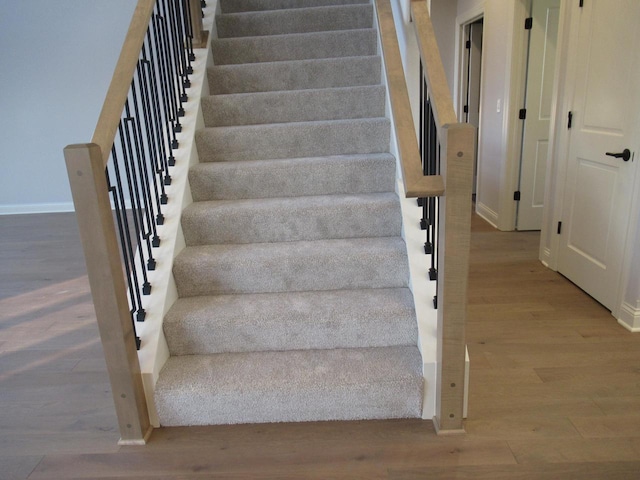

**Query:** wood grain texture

left=3, top=212, right=640, bottom=478
left=64, top=144, right=151, bottom=443
left=410, top=0, right=457, bottom=127
left=435, top=125, right=475, bottom=432
left=91, top=0, right=156, bottom=164
left=374, top=0, right=444, bottom=198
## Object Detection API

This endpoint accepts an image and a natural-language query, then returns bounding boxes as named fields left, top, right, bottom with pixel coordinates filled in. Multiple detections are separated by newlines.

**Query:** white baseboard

left=475, top=201, right=498, bottom=228
left=617, top=302, right=640, bottom=332
left=0, top=202, right=75, bottom=215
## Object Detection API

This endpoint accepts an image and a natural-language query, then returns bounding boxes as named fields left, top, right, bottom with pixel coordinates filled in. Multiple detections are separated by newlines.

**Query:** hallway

left=1, top=211, right=640, bottom=478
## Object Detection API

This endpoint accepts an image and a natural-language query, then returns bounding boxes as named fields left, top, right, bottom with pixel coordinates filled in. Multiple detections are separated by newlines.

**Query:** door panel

left=558, top=0, right=640, bottom=310
left=566, top=159, right=617, bottom=268
left=517, top=0, right=560, bottom=230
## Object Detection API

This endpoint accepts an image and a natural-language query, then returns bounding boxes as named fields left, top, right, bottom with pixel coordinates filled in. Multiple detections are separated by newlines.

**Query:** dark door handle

left=605, top=149, right=631, bottom=162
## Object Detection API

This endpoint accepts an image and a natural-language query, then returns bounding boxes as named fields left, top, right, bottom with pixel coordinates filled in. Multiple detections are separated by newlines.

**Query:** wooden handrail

left=375, top=0, right=475, bottom=434
left=92, top=0, right=156, bottom=165
left=375, top=0, right=444, bottom=198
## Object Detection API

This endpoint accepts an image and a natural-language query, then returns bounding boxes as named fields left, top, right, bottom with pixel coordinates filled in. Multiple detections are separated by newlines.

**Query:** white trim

left=617, top=302, right=640, bottom=332
left=499, top=0, right=530, bottom=232
left=476, top=200, right=498, bottom=228
left=0, top=202, right=75, bottom=215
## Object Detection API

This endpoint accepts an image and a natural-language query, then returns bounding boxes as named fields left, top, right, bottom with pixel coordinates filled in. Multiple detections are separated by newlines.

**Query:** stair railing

left=375, top=0, right=475, bottom=434
left=63, top=0, right=204, bottom=444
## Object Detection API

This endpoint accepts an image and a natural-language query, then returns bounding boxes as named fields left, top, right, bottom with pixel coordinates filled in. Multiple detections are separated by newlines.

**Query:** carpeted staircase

left=154, top=0, right=423, bottom=426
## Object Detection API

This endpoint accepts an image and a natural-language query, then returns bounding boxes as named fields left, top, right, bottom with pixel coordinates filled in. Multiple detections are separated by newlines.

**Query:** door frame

left=540, top=0, right=640, bottom=323
left=454, top=0, right=532, bottom=231
left=455, top=14, right=483, bottom=196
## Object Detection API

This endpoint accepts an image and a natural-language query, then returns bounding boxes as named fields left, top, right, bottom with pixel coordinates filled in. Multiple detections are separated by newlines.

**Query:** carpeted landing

left=154, top=0, right=423, bottom=426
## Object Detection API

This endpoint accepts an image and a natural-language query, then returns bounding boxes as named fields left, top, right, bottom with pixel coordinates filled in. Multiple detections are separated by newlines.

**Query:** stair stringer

left=373, top=0, right=438, bottom=420
left=134, top=2, right=217, bottom=428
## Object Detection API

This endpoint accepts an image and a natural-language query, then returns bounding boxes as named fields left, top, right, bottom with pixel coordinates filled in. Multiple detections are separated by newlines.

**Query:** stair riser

left=220, top=0, right=370, bottom=14
left=208, top=56, right=381, bottom=94
left=164, top=289, right=417, bottom=355
left=217, top=5, right=373, bottom=38
left=212, top=29, right=377, bottom=65
left=189, top=154, right=396, bottom=201
left=173, top=239, right=410, bottom=296
left=202, top=86, right=385, bottom=127
left=196, top=118, right=390, bottom=162
left=182, top=194, right=401, bottom=245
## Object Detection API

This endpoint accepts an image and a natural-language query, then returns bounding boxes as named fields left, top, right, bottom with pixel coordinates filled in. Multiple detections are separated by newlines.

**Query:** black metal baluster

left=418, top=61, right=428, bottom=231
left=146, top=24, right=175, bottom=171
left=428, top=100, right=439, bottom=284
left=109, top=140, right=147, bottom=324
left=168, top=0, right=191, bottom=93
left=158, top=0, right=186, bottom=125
left=120, top=108, right=154, bottom=291
left=174, top=0, right=193, bottom=80
left=106, top=165, right=142, bottom=349
left=135, top=57, right=166, bottom=227
left=424, top=90, right=434, bottom=257
left=154, top=8, right=180, bottom=150
left=140, top=53, right=169, bottom=205
left=182, top=0, right=196, bottom=66
left=129, top=75, right=162, bottom=251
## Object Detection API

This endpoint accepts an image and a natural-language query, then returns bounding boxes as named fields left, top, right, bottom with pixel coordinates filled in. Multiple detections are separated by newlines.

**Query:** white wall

left=0, top=0, right=137, bottom=214
left=429, top=0, right=457, bottom=93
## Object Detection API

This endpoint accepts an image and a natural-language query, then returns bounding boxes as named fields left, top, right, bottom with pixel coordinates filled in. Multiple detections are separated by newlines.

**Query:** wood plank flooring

left=1, top=211, right=640, bottom=479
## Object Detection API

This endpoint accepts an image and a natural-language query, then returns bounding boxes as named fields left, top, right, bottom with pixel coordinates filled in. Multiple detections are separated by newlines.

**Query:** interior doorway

left=515, top=0, right=561, bottom=231
left=460, top=18, right=483, bottom=195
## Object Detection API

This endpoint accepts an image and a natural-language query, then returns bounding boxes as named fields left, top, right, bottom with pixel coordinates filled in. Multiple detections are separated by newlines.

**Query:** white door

left=517, top=0, right=560, bottom=231
left=557, top=0, right=640, bottom=310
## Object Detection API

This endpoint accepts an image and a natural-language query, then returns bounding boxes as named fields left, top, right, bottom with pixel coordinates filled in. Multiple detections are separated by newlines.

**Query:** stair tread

left=189, top=153, right=396, bottom=201
left=202, top=85, right=385, bottom=127
left=216, top=4, right=373, bottom=38
left=220, top=0, right=370, bottom=14
left=173, top=236, right=410, bottom=297
left=211, top=28, right=377, bottom=65
left=181, top=192, right=401, bottom=245
left=208, top=55, right=381, bottom=94
left=164, top=287, right=418, bottom=355
left=196, top=117, right=390, bottom=162
left=155, top=345, right=423, bottom=425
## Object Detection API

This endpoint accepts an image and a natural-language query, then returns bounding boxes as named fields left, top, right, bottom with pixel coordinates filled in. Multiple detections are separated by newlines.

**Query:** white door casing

left=557, top=0, right=640, bottom=311
left=517, top=0, right=560, bottom=231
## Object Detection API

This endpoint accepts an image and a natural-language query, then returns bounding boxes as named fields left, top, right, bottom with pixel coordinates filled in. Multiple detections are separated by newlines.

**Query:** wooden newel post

left=64, top=143, right=152, bottom=445
left=189, top=0, right=208, bottom=48
left=434, top=124, right=475, bottom=434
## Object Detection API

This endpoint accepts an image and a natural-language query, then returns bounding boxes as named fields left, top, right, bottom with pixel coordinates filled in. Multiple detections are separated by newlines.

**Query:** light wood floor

left=1, top=211, right=640, bottom=479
